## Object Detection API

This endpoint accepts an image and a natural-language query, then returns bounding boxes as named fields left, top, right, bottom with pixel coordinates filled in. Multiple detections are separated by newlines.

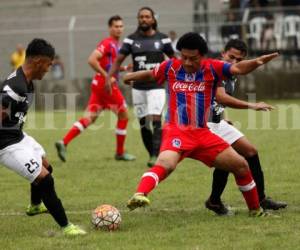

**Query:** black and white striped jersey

left=209, top=76, right=237, bottom=123
left=119, top=30, right=174, bottom=90
left=0, top=67, right=34, bottom=149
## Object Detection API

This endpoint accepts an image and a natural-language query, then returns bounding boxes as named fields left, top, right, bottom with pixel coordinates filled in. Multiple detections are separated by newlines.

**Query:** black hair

left=26, top=38, right=55, bottom=59
left=108, top=15, right=122, bottom=27
left=138, top=6, right=157, bottom=30
left=224, top=39, right=248, bottom=56
left=176, top=32, right=208, bottom=55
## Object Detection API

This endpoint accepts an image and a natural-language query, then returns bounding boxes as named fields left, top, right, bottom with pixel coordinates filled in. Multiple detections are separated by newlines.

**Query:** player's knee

left=118, top=110, right=128, bottom=120
left=47, top=164, right=53, bottom=174
left=37, top=173, right=54, bottom=189
left=233, top=158, right=249, bottom=177
left=244, top=145, right=258, bottom=158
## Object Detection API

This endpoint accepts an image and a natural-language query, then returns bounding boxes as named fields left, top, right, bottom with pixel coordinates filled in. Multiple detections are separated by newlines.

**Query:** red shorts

left=160, top=124, right=230, bottom=167
left=87, top=76, right=127, bottom=113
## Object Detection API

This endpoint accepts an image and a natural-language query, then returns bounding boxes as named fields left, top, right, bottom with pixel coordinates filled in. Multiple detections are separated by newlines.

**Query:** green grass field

left=0, top=100, right=300, bottom=250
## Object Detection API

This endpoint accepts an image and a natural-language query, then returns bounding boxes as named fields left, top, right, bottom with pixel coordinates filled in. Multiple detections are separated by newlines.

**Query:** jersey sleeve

left=0, top=84, right=24, bottom=108
left=210, top=59, right=232, bottom=84
left=152, top=60, right=170, bottom=85
left=119, top=36, right=133, bottom=56
left=96, top=40, right=108, bottom=55
left=161, top=34, right=174, bottom=58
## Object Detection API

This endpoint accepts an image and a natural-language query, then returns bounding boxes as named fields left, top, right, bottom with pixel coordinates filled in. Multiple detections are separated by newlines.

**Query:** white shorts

left=207, top=120, right=244, bottom=145
left=0, top=133, right=46, bottom=183
left=132, top=88, right=166, bottom=118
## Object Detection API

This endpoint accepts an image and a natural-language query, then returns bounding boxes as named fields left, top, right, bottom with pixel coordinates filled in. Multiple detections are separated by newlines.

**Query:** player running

left=124, top=32, right=279, bottom=217
left=0, top=39, right=86, bottom=235
left=55, top=15, right=135, bottom=162
left=205, top=39, right=287, bottom=215
left=106, top=7, right=174, bottom=167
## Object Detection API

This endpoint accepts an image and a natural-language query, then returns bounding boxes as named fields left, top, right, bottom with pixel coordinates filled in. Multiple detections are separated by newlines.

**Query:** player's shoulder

left=161, top=58, right=181, bottom=72
left=2, top=68, right=27, bottom=95
left=156, top=31, right=169, bottom=39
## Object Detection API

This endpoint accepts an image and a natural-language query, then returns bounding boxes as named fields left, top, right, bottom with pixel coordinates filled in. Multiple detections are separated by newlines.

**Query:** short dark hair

left=108, top=15, right=122, bottom=27
left=138, top=6, right=157, bottom=30
left=176, top=32, right=208, bottom=55
left=26, top=38, right=55, bottom=59
left=224, top=39, right=248, bottom=56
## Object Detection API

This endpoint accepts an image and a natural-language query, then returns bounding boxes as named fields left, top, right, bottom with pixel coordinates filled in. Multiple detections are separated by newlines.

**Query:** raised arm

left=215, top=87, right=274, bottom=111
left=123, top=70, right=154, bottom=85
left=230, top=52, right=279, bottom=75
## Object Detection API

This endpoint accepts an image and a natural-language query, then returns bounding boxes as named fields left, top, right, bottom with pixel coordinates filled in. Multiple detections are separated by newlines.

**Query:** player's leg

left=127, top=150, right=181, bottom=210
left=110, top=87, right=135, bottom=161
left=205, top=120, right=244, bottom=215
left=55, top=90, right=102, bottom=162
left=232, top=136, right=287, bottom=210
left=0, top=140, right=85, bottom=234
left=147, top=89, right=166, bottom=167
left=213, top=147, right=267, bottom=216
left=132, top=89, right=153, bottom=161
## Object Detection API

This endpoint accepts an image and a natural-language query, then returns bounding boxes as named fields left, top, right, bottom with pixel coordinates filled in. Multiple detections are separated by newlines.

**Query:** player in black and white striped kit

left=107, top=7, right=174, bottom=167
left=0, top=39, right=85, bottom=235
left=205, top=39, right=287, bottom=215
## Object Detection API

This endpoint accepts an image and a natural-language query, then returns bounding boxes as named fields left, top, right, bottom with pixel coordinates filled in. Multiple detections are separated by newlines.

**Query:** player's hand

left=105, top=77, right=116, bottom=95
left=251, top=102, right=274, bottom=111
left=256, top=52, right=279, bottom=65
left=125, top=64, right=133, bottom=72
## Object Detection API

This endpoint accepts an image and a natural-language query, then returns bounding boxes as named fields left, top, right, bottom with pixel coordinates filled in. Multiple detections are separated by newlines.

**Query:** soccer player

left=0, top=38, right=86, bottom=235
left=123, top=32, right=279, bottom=217
left=205, top=39, right=287, bottom=215
left=106, top=7, right=174, bottom=167
left=55, top=15, right=135, bottom=162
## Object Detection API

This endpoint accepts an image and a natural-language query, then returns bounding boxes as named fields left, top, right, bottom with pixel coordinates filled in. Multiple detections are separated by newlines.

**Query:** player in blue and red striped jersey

left=55, top=15, right=135, bottom=162
left=124, top=32, right=278, bottom=217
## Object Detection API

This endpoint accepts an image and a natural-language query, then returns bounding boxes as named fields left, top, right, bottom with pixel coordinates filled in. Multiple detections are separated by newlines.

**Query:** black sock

left=209, top=168, right=230, bottom=204
left=30, top=184, right=42, bottom=205
left=246, top=154, right=266, bottom=201
left=30, top=165, right=53, bottom=205
left=152, top=120, right=162, bottom=157
left=37, top=174, right=68, bottom=227
left=139, top=117, right=153, bottom=156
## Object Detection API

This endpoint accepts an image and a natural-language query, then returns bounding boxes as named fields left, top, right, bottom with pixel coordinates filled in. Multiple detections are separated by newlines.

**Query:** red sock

left=116, top=119, right=128, bottom=155
left=136, top=165, right=167, bottom=195
left=234, top=169, right=260, bottom=210
left=63, top=118, right=91, bottom=146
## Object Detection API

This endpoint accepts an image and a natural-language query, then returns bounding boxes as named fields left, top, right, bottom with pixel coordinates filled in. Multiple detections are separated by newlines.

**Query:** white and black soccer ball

left=91, top=204, right=121, bottom=231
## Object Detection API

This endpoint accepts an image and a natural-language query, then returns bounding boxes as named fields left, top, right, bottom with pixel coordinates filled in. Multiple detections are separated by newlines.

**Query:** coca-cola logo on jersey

left=172, top=81, right=205, bottom=92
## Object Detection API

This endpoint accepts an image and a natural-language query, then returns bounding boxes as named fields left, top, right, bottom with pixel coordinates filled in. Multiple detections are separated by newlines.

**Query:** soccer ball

left=91, top=204, right=121, bottom=231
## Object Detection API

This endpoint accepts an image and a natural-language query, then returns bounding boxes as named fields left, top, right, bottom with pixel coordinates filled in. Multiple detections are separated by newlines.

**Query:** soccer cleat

left=249, top=207, right=279, bottom=217
left=26, top=202, right=48, bottom=216
left=127, top=193, right=150, bottom=211
left=55, top=140, right=67, bottom=162
left=115, top=152, right=136, bottom=161
left=205, top=198, right=233, bottom=216
left=147, top=156, right=157, bottom=167
left=63, top=223, right=87, bottom=236
left=260, top=197, right=287, bottom=210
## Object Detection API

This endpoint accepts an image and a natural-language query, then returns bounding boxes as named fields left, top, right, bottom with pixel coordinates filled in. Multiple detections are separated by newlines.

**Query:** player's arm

left=105, top=53, right=127, bottom=94
left=123, top=70, right=154, bottom=85
left=0, top=106, right=8, bottom=122
left=88, top=49, right=108, bottom=77
left=215, top=86, right=274, bottom=111
left=230, top=52, right=279, bottom=75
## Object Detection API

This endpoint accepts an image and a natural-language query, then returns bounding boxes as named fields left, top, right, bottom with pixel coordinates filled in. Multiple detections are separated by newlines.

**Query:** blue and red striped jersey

left=152, top=57, right=232, bottom=128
